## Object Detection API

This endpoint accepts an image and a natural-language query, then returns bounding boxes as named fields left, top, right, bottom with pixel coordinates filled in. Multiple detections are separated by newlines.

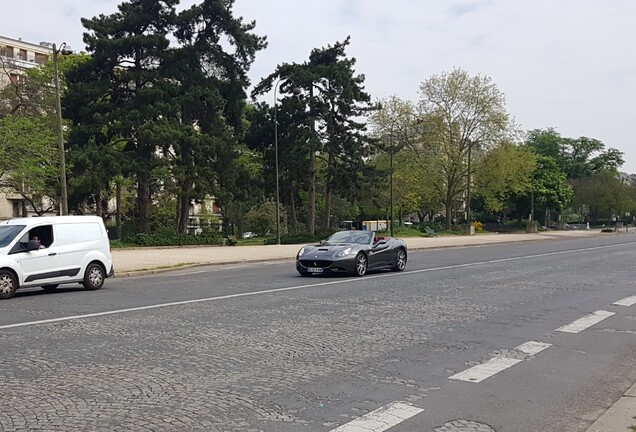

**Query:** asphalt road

left=1, top=234, right=636, bottom=431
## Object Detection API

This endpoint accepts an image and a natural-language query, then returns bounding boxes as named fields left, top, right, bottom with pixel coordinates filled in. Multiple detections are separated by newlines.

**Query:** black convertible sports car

left=296, top=230, right=407, bottom=277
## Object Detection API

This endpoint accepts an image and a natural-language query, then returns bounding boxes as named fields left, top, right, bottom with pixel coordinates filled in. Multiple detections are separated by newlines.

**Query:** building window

left=5, top=46, right=14, bottom=57
left=18, top=49, right=27, bottom=61
left=9, top=73, right=19, bottom=84
left=35, top=53, right=48, bottom=64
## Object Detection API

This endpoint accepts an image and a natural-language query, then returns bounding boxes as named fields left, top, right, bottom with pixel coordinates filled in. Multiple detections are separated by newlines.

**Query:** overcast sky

left=6, top=0, right=636, bottom=173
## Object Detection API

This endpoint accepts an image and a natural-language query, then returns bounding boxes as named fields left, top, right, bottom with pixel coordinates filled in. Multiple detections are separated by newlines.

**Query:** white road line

left=330, top=401, right=423, bottom=432
left=516, top=341, right=552, bottom=355
left=449, top=357, right=523, bottom=383
left=2, top=242, right=634, bottom=331
left=556, top=310, right=615, bottom=333
left=450, top=340, right=552, bottom=383
left=613, top=296, right=636, bottom=307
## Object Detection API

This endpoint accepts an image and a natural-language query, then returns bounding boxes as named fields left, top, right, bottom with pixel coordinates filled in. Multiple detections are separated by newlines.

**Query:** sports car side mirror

left=319, top=240, right=326, bottom=245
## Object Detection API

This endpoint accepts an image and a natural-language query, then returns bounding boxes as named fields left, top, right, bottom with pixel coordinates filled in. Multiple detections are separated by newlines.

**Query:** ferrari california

left=296, top=230, right=407, bottom=277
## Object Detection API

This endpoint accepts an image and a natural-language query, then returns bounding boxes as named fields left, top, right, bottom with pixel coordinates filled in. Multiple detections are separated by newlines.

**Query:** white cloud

left=5, top=0, right=636, bottom=172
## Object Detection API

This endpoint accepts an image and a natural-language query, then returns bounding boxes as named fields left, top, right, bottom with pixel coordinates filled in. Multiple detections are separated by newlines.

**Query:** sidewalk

left=111, top=229, right=635, bottom=430
left=111, top=229, right=611, bottom=275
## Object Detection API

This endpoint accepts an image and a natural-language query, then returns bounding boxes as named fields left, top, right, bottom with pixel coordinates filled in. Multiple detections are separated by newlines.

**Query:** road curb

left=113, top=231, right=616, bottom=277
left=586, top=383, right=636, bottom=432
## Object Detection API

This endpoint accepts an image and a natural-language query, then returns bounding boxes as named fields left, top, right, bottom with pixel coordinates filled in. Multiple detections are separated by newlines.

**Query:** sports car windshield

left=325, top=231, right=372, bottom=245
left=0, top=225, right=25, bottom=248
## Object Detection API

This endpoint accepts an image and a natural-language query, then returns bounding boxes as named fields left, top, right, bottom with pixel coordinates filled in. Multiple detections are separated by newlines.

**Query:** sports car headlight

left=297, top=247, right=306, bottom=257
left=336, top=247, right=353, bottom=257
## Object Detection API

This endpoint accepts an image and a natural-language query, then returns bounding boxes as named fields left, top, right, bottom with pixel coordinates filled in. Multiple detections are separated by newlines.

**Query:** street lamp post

left=530, top=163, right=543, bottom=223
left=389, top=123, right=396, bottom=237
left=530, top=187, right=535, bottom=222
left=273, top=79, right=282, bottom=245
left=388, top=112, right=423, bottom=237
left=52, top=42, right=72, bottom=216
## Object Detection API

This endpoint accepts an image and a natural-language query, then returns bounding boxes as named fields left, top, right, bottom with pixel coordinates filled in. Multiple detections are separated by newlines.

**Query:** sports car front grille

left=299, top=260, right=332, bottom=268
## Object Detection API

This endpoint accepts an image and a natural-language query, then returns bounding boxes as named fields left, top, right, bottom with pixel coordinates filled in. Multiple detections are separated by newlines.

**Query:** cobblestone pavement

left=0, top=276, right=495, bottom=431
left=2, top=235, right=636, bottom=431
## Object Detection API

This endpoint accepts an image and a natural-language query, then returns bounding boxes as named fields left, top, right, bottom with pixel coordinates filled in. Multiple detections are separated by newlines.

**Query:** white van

left=0, top=215, right=114, bottom=300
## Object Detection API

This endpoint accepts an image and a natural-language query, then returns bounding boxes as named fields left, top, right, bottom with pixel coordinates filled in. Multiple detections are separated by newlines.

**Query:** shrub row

left=122, top=230, right=225, bottom=247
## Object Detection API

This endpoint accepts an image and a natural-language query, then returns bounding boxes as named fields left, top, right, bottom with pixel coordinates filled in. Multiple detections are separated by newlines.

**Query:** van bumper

left=107, top=265, right=115, bottom=278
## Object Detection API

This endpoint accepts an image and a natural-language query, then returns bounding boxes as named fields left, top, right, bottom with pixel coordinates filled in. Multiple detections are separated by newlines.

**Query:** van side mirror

left=25, top=240, right=41, bottom=251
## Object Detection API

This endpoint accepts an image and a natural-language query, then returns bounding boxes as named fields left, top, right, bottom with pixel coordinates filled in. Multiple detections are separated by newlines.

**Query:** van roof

left=2, top=215, right=104, bottom=226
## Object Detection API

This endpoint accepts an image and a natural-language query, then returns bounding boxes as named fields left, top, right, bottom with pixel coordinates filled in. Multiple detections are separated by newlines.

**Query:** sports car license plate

left=307, top=267, right=323, bottom=273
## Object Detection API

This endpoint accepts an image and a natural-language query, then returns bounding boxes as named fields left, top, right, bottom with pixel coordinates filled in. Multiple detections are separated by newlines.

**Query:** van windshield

left=0, top=225, right=25, bottom=248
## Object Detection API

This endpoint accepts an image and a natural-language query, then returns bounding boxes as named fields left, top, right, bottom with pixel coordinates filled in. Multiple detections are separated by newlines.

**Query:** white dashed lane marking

left=516, top=341, right=552, bottom=355
left=613, top=296, right=636, bottom=307
left=449, top=341, right=552, bottom=383
left=329, top=401, right=423, bottom=432
left=449, top=357, right=523, bottom=383
left=556, top=310, right=615, bottom=333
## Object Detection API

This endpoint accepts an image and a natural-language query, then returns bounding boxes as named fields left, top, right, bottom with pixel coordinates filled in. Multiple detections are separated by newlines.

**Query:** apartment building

left=0, top=36, right=55, bottom=219
left=0, top=35, right=53, bottom=88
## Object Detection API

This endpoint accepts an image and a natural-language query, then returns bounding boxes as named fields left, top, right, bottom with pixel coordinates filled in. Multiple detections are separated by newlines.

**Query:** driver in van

left=32, top=236, right=46, bottom=249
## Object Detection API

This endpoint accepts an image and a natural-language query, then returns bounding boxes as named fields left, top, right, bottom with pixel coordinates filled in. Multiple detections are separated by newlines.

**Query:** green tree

left=65, top=0, right=265, bottom=234
left=0, top=116, right=57, bottom=214
left=252, top=37, right=374, bottom=234
left=65, top=0, right=179, bottom=233
left=418, top=68, right=511, bottom=228
left=576, top=171, right=635, bottom=224
left=0, top=50, right=89, bottom=214
left=526, top=128, right=624, bottom=179
left=164, top=0, right=266, bottom=233
left=475, top=142, right=537, bottom=214
left=369, top=96, right=442, bottom=223
left=529, top=156, right=573, bottom=225
left=244, top=200, right=285, bottom=236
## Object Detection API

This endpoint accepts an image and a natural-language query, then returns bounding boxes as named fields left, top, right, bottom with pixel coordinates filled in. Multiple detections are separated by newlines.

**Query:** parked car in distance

left=0, top=216, right=114, bottom=300
left=296, top=230, right=407, bottom=277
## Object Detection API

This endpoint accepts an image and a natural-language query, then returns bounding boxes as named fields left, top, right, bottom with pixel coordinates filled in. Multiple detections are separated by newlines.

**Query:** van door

left=13, top=225, right=61, bottom=285
left=54, top=222, right=105, bottom=281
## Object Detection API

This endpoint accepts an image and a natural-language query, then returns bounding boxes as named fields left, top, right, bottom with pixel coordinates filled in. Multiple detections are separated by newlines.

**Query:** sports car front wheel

left=354, top=253, right=367, bottom=276
left=392, top=248, right=407, bottom=272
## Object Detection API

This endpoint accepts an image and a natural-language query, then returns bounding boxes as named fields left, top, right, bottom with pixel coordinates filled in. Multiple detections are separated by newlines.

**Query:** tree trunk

left=95, top=194, right=102, bottom=217
left=176, top=186, right=190, bottom=235
left=324, top=181, right=332, bottom=231
left=445, top=197, right=452, bottom=230
left=116, top=181, right=122, bottom=240
left=290, top=187, right=298, bottom=234
left=136, top=169, right=151, bottom=234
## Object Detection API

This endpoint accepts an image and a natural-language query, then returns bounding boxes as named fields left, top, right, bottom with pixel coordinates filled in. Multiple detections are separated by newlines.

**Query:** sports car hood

left=298, top=243, right=354, bottom=259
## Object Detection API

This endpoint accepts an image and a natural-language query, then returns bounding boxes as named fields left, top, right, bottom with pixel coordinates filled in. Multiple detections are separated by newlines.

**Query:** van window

left=19, top=225, right=54, bottom=248
left=0, top=225, right=25, bottom=247
left=55, top=223, right=102, bottom=245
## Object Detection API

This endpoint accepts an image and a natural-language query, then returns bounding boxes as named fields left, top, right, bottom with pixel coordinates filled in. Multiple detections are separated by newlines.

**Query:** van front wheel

left=0, top=270, right=18, bottom=300
left=83, top=263, right=105, bottom=290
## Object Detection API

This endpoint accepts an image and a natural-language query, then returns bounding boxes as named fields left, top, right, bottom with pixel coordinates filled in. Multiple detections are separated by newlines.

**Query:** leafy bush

left=472, top=221, right=484, bottom=232
left=124, top=228, right=224, bottom=247
left=420, top=221, right=446, bottom=233
left=264, top=231, right=331, bottom=245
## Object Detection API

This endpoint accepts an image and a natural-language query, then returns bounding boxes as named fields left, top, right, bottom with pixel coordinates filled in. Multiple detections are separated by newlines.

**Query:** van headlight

left=336, top=247, right=353, bottom=257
